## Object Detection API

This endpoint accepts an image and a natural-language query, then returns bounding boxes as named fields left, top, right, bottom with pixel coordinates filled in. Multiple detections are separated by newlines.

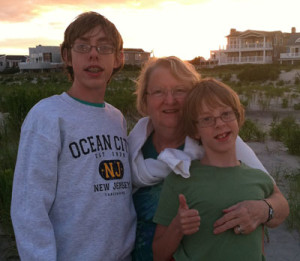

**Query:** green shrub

left=240, top=98, right=249, bottom=108
left=294, top=103, right=300, bottom=110
left=281, top=98, right=288, bottom=108
left=237, top=64, right=280, bottom=82
left=270, top=116, right=300, bottom=155
left=269, top=116, right=299, bottom=141
left=239, top=119, right=266, bottom=142
left=106, top=78, right=137, bottom=116
left=285, top=129, right=300, bottom=155
left=221, top=73, right=231, bottom=82
left=0, top=169, right=14, bottom=234
left=286, top=172, right=300, bottom=232
left=277, top=80, right=285, bottom=86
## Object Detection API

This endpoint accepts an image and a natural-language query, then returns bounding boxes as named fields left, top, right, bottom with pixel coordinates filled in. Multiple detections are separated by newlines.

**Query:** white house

left=19, top=45, right=63, bottom=72
left=279, top=27, right=300, bottom=64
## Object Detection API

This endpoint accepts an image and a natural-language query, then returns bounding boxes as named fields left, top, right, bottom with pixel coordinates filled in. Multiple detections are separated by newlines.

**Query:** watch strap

left=262, top=199, right=274, bottom=223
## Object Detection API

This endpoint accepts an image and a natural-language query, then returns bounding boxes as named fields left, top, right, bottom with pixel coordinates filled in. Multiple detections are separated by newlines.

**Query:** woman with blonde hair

left=129, top=57, right=289, bottom=261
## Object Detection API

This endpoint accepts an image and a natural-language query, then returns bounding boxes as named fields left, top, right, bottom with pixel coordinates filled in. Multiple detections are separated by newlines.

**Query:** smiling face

left=146, top=66, right=189, bottom=133
left=64, top=25, right=122, bottom=101
left=195, top=101, right=240, bottom=155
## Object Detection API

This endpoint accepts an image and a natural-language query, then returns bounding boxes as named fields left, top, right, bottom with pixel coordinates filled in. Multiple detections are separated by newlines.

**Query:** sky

left=0, top=0, right=299, bottom=60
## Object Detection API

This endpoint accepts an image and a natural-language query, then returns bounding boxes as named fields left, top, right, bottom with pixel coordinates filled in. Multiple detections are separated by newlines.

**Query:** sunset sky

left=0, top=0, right=299, bottom=60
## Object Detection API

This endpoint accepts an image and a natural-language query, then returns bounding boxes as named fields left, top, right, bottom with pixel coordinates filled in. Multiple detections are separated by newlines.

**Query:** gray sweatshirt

left=11, top=92, right=136, bottom=261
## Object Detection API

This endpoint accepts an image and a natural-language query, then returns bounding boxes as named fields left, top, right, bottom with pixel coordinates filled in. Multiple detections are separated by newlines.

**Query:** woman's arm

left=153, top=194, right=201, bottom=261
left=235, top=136, right=269, bottom=174
left=261, top=184, right=289, bottom=228
left=213, top=184, right=289, bottom=234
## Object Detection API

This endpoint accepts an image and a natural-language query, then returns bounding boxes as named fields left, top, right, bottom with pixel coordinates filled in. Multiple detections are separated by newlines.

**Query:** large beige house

left=210, top=27, right=300, bottom=65
left=123, top=48, right=151, bottom=66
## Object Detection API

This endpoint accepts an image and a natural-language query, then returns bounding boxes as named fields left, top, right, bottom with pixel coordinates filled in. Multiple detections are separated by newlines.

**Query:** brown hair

left=135, top=56, right=201, bottom=116
left=60, top=11, right=123, bottom=81
left=183, top=78, right=245, bottom=139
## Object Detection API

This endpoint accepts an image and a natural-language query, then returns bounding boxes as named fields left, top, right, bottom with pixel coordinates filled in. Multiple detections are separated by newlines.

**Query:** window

left=135, top=53, right=141, bottom=60
left=124, top=53, right=129, bottom=61
left=229, top=38, right=237, bottom=48
left=43, top=53, right=52, bottom=62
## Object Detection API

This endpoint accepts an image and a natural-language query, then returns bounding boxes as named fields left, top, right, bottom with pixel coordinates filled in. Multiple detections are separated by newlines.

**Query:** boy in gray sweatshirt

left=11, top=11, right=136, bottom=261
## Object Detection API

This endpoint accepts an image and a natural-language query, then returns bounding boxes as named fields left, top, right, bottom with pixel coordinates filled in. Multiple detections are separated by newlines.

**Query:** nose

left=89, top=46, right=99, bottom=59
left=214, top=116, right=225, bottom=127
left=164, top=91, right=176, bottom=104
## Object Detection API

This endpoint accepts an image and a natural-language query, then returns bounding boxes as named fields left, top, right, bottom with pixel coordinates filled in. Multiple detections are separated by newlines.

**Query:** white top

left=11, top=93, right=136, bottom=261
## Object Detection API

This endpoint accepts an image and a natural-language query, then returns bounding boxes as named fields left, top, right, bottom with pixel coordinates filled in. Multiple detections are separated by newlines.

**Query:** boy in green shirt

left=153, top=78, right=275, bottom=260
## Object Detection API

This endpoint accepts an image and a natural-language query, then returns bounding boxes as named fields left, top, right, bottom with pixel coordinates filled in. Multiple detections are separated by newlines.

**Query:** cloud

left=0, top=0, right=204, bottom=22
left=0, top=37, right=62, bottom=50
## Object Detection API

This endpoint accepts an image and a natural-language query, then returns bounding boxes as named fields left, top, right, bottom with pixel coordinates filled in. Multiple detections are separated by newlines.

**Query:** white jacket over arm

left=129, top=117, right=272, bottom=189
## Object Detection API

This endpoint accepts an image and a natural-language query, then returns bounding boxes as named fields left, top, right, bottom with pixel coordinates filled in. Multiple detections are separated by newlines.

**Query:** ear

left=114, top=51, right=124, bottom=69
left=193, top=127, right=202, bottom=140
left=62, top=48, right=72, bottom=66
left=194, top=133, right=201, bottom=140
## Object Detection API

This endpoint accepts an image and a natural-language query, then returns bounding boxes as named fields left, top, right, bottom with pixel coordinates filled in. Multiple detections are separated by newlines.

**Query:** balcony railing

left=219, top=56, right=273, bottom=65
left=19, top=61, right=63, bottom=70
left=226, top=42, right=273, bottom=51
left=280, top=53, right=300, bottom=59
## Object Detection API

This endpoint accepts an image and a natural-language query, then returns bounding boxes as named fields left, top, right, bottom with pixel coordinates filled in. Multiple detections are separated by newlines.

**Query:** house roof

left=286, top=33, right=300, bottom=46
left=6, top=55, right=27, bottom=61
left=227, top=29, right=282, bottom=38
left=124, top=48, right=150, bottom=53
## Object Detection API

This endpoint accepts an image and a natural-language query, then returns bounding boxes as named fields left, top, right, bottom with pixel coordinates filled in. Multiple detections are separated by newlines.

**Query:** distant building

left=15, top=45, right=151, bottom=72
left=210, top=27, right=299, bottom=65
left=124, top=48, right=151, bottom=66
left=19, top=45, right=63, bottom=72
left=279, top=27, right=300, bottom=64
left=0, top=55, right=27, bottom=72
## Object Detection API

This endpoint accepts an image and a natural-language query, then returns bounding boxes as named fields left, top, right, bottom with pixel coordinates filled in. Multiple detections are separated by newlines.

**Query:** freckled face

left=195, top=103, right=239, bottom=154
left=146, top=66, right=189, bottom=132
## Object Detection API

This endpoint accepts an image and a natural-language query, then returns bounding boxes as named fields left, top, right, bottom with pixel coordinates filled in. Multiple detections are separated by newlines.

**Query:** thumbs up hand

left=175, top=194, right=201, bottom=235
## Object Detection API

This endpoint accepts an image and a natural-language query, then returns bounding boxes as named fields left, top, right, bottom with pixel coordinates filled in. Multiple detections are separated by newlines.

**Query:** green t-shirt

left=153, top=161, right=273, bottom=261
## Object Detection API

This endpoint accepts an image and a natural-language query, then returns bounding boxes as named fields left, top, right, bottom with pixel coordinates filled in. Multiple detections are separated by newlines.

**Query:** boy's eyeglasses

left=72, top=43, right=115, bottom=54
left=146, top=88, right=188, bottom=99
left=196, top=111, right=237, bottom=128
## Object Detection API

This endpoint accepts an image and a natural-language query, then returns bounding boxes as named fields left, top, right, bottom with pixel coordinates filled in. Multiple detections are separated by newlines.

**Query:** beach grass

left=0, top=64, right=300, bottom=259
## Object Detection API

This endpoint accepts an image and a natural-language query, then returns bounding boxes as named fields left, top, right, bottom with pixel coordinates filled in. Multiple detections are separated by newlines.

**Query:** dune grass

left=0, top=65, right=300, bottom=259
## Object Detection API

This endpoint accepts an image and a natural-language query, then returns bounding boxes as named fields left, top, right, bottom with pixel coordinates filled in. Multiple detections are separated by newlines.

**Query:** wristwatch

left=262, top=199, right=274, bottom=223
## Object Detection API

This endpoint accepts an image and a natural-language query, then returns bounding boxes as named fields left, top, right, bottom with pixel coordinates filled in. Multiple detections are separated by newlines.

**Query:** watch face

left=270, top=208, right=274, bottom=218
left=263, top=199, right=273, bottom=223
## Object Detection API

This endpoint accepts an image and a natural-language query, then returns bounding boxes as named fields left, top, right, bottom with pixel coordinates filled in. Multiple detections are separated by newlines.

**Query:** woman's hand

left=213, top=185, right=289, bottom=234
left=213, top=200, right=268, bottom=235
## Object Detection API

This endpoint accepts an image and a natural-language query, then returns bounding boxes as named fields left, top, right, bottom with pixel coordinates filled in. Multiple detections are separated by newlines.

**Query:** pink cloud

left=0, top=0, right=200, bottom=22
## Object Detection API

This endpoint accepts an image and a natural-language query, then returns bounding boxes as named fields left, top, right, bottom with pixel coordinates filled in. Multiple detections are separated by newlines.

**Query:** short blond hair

left=183, top=78, right=245, bottom=139
left=135, top=56, right=201, bottom=116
